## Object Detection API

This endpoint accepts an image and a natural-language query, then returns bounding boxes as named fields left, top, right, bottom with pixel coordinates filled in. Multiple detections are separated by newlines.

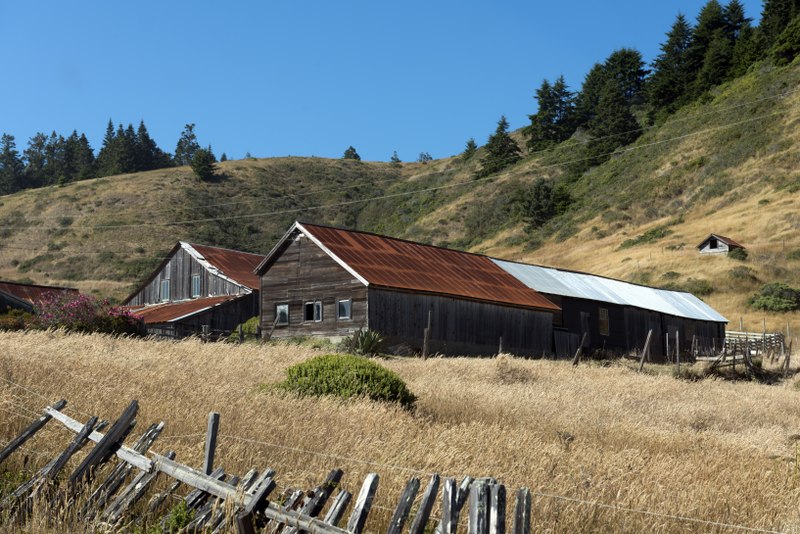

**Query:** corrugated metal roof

left=493, top=260, right=727, bottom=323
left=187, top=243, right=263, bottom=290
left=0, top=281, right=79, bottom=308
left=126, top=295, right=243, bottom=324
left=298, top=223, right=559, bottom=312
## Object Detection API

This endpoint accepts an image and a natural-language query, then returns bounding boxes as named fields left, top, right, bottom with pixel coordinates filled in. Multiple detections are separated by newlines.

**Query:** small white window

left=276, top=304, right=289, bottom=326
left=160, top=279, right=170, bottom=301
left=598, top=308, right=609, bottom=336
left=337, top=299, right=352, bottom=320
left=191, top=274, right=201, bottom=297
left=304, top=301, right=322, bottom=322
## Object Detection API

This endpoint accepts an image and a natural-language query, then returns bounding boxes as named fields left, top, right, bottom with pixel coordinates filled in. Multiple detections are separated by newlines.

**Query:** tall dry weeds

left=1, top=331, right=800, bottom=532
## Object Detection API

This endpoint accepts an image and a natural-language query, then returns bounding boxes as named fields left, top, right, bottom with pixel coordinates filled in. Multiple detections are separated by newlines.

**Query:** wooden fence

left=0, top=400, right=534, bottom=534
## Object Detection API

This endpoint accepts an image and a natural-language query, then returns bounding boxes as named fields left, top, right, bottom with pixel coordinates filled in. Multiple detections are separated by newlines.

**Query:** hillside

left=1, top=59, right=799, bottom=329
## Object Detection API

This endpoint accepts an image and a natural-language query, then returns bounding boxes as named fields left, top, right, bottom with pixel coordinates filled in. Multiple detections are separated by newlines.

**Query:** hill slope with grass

left=1, top=59, right=799, bottom=328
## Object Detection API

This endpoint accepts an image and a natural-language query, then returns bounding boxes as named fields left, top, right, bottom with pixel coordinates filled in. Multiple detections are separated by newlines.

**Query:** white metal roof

left=493, top=259, right=728, bottom=323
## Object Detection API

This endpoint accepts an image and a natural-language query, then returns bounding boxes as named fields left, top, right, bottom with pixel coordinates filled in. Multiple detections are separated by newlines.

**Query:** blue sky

left=0, top=1, right=761, bottom=163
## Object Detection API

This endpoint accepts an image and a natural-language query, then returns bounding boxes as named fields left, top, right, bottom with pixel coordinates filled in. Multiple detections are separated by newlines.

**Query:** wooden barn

left=123, top=242, right=264, bottom=338
left=0, top=281, right=79, bottom=313
left=255, top=222, right=559, bottom=356
left=493, top=260, right=728, bottom=360
left=697, top=234, right=745, bottom=255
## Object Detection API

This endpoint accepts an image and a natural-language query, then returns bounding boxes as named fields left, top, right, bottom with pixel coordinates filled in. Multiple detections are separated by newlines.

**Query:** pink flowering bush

left=33, top=292, right=144, bottom=335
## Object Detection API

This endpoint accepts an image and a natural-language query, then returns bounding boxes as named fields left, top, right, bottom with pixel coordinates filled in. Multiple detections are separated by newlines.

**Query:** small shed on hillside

left=123, top=242, right=264, bottom=338
left=255, top=222, right=560, bottom=356
left=0, top=281, right=79, bottom=313
left=697, top=234, right=745, bottom=255
left=493, top=260, right=728, bottom=361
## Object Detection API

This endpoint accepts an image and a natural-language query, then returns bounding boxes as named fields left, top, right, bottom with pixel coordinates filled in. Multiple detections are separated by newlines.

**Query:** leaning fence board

left=436, top=476, right=473, bottom=534
left=69, top=400, right=138, bottom=486
left=440, top=478, right=458, bottom=534
left=409, top=474, right=440, bottom=534
left=511, top=489, right=531, bottom=534
left=45, top=407, right=152, bottom=472
left=323, top=490, right=352, bottom=527
left=236, top=471, right=278, bottom=534
left=385, top=477, right=420, bottom=534
left=0, top=399, right=66, bottom=465
left=104, top=450, right=177, bottom=525
left=47, top=415, right=99, bottom=482
left=346, top=472, right=379, bottom=534
left=468, top=481, right=489, bottom=534
left=489, top=484, right=506, bottom=534
left=283, top=469, right=345, bottom=534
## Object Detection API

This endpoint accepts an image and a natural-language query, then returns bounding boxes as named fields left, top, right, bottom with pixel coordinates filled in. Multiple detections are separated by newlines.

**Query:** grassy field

left=2, top=331, right=800, bottom=532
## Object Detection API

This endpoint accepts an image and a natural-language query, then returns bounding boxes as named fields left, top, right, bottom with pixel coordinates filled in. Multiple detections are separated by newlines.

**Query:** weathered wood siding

left=624, top=308, right=666, bottom=358
left=147, top=295, right=258, bottom=339
left=260, top=233, right=367, bottom=338
left=551, top=295, right=627, bottom=356
left=127, top=247, right=249, bottom=306
left=368, top=288, right=553, bottom=356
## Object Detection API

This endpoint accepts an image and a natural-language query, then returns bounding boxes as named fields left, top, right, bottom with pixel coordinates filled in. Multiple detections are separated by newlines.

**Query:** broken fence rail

left=0, top=400, right=534, bottom=534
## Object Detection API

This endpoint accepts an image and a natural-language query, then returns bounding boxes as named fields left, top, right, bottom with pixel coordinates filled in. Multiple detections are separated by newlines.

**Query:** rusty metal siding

left=127, top=248, right=250, bottom=306
left=367, top=288, right=553, bottom=357
left=261, top=233, right=367, bottom=338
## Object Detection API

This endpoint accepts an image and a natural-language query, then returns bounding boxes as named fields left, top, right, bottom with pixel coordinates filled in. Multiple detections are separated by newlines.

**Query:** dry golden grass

left=2, top=331, right=800, bottom=532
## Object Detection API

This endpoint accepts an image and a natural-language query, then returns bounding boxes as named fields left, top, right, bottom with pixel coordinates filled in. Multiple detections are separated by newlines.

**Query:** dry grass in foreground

left=2, top=331, right=800, bottom=533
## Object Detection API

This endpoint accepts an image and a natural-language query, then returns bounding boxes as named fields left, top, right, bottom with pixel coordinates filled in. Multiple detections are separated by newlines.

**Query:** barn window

left=709, top=237, right=718, bottom=249
left=275, top=304, right=289, bottom=326
left=304, top=301, right=322, bottom=322
left=337, top=299, right=352, bottom=320
left=191, top=274, right=201, bottom=297
left=160, top=279, right=170, bottom=301
left=598, top=308, right=609, bottom=336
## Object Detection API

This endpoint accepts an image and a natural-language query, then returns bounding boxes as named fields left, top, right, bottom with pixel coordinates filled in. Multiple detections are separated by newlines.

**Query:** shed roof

left=697, top=234, right=745, bottom=250
left=0, top=281, right=79, bottom=309
left=186, top=243, right=263, bottom=290
left=257, top=222, right=559, bottom=313
left=492, top=260, right=728, bottom=323
left=126, top=295, right=244, bottom=324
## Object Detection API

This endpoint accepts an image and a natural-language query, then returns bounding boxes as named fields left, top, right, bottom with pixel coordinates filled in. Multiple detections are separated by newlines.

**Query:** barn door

left=580, top=312, right=591, bottom=348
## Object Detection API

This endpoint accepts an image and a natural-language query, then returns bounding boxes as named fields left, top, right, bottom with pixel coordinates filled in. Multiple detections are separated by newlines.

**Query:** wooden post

left=238, top=324, right=244, bottom=344
left=422, top=310, right=432, bottom=359
left=498, top=337, right=503, bottom=355
left=468, top=481, right=489, bottom=534
left=409, top=474, right=440, bottom=534
left=665, top=333, right=670, bottom=363
left=0, top=399, right=66, bottom=466
left=385, top=477, right=420, bottom=534
left=489, top=484, right=506, bottom=534
left=572, top=332, right=588, bottom=366
left=202, top=324, right=210, bottom=342
left=638, top=330, right=653, bottom=372
left=346, top=473, right=379, bottom=534
left=441, top=478, right=457, bottom=534
left=203, top=411, right=220, bottom=476
left=676, top=330, right=680, bottom=371
left=323, top=490, right=352, bottom=527
left=511, top=488, right=531, bottom=534
left=740, top=317, right=743, bottom=331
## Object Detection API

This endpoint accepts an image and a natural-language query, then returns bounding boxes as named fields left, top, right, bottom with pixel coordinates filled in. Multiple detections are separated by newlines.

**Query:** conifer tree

left=648, top=14, right=694, bottom=117
left=342, top=146, right=361, bottom=160
left=760, top=0, right=800, bottom=45
left=479, top=115, right=521, bottom=177
left=44, top=132, right=67, bottom=185
left=462, top=138, right=477, bottom=161
left=175, top=123, right=200, bottom=166
left=686, top=1, right=727, bottom=95
left=730, top=24, right=766, bottom=76
left=526, top=76, right=575, bottom=150
left=771, top=13, right=800, bottom=65
left=390, top=151, right=401, bottom=164
left=573, top=63, right=608, bottom=127
left=603, top=48, right=648, bottom=105
left=0, top=134, right=23, bottom=195
left=587, top=80, right=641, bottom=162
left=723, top=0, right=750, bottom=40
left=696, top=29, right=734, bottom=93
left=135, top=121, right=169, bottom=171
left=64, top=131, right=95, bottom=182
left=191, top=145, right=217, bottom=181
left=220, top=152, right=228, bottom=162
left=22, top=133, right=48, bottom=188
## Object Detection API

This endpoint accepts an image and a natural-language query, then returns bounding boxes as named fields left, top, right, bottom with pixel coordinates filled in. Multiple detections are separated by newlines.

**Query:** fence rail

left=0, top=400, right=533, bottom=534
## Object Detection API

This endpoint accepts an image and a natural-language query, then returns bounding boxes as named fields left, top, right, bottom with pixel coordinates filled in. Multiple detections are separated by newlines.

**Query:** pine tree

left=587, top=80, right=641, bottom=163
left=648, top=14, right=694, bottom=117
left=479, top=116, right=521, bottom=177
left=96, top=120, right=120, bottom=177
left=135, top=120, right=169, bottom=171
left=191, top=146, right=217, bottom=181
left=603, top=48, right=648, bottom=105
left=526, top=76, right=575, bottom=151
left=573, top=63, right=608, bottom=127
left=760, top=0, right=800, bottom=45
left=220, top=152, right=228, bottom=162
left=771, top=13, right=800, bottom=65
left=696, top=29, right=734, bottom=93
left=175, top=123, right=200, bottom=166
left=22, top=133, right=48, bottom=188
left=462, top=138, right=478, bottom=161
left=342, top=146, right=361, bottom=160
left=730, top=25, right=766, bottom=76
left=0, top=134, right=23, bottom=195
left=43, top=132, right=67, bottom=185
left=390, top=151, right=401, bottom=166
left=723, top=0, right=750, bottom=40
left=686, top=1, right=728, bottom=95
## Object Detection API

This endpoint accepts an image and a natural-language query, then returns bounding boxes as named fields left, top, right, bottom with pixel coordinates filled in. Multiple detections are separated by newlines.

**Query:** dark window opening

left=305, top=301, right=322, bottom=322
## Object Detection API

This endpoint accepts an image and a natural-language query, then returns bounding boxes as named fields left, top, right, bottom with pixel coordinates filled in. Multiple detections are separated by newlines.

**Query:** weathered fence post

left=386, top=477, right=420, bottom=534
left=0, top=399, right=66, bottom=466
left=202, top=324, right=210, bottom=342
left=511, top=488, right=531, bottom=534
left=423, top=310, right=432, bottom=359
left=468, top=481, right=489, bottom=534
left=346, top=473, right=379, bottom=534
left=572, top=332, right=588, bottom=366
left=638, top=330, right=653, bottom=373
left=489, top=484, right=506, bottom=534
left=239, top=324, right=245, bottom=344
left=409, top=474, right=440, bottom=534
left=441, top=478, right=458, bottom=534
left=204, top=411, right=220, bottom=475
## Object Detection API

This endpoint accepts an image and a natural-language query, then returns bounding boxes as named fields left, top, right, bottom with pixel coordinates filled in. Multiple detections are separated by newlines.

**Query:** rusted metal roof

left=188, top=243, right=264, bottom=290
left=697, top=233, right=745, bottom=250
left=0, top=281, right=79, bottom=309
left=296, top=222, right=559, bottom=312
left=126, top=295, right=243, bottom=324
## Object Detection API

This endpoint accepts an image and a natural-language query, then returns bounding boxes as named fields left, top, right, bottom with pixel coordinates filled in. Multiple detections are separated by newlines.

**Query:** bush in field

left=227, top=316, right=260, bottom=343
left=277, top=353, right=416, bottom=409
left=748, top=282, right=800, bottom=312
left=34, top=292, right=144, bottom=335
left=338, top=328, right=384, bottom=356
left=0, top=307, right=34, bottom=331
left=728, top=247, right=748, bottom=261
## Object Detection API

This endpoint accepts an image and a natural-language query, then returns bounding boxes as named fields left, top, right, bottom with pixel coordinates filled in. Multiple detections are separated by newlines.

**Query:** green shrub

left=162, top=501, right=194, bottom=533
left=338, top=328, right=384, bottom=356
left=748, top=282, right=800, bottom=312
left=727, top=247, right=748, bottom=261
left=0, top=307, right=34, bottom=331
left=228, top=316, right=260, bottom=342
left=277, top=353, right=416, bottom=409
left=619, top=225, right=673, bottom=249
left=661, top=277, right=715, bottom=296
left=786, top=249, right=800, bottom=261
